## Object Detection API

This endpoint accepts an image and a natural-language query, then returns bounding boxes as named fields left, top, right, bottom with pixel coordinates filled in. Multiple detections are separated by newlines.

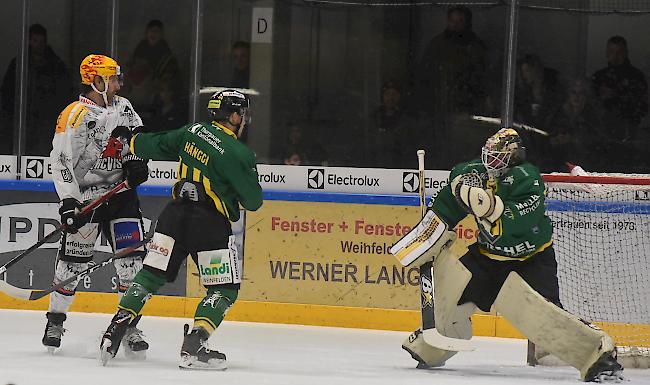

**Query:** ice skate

left=583, top=350, right=625, bottom=383
left=99, top=310, right=131, bottom=366
left=42, top=312, right=66, bottom=354
left=179, top=324, right=227, bottom=371
left=122, top=326, right=149, bottom=360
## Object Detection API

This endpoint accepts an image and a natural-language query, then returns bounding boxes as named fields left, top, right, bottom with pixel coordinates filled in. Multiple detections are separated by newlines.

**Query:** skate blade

left=178, top=356, right=227, bottom=371
left=46, top=346, right=57, bottom=355
left=124, top=348, right=147, bottom=361
left=595, top=371, right=625, bottom=383
left=99, top=339, right=114, bottom=367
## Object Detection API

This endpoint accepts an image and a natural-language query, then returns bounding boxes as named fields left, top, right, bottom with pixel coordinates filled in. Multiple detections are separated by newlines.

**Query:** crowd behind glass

left=1, top=4, right=648, bottom=174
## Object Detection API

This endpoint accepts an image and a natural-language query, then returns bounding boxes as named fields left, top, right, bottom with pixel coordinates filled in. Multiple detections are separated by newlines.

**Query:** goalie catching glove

left=451, top=174, right=504, bottom=232
left=390, top=210, right=456, bottom=267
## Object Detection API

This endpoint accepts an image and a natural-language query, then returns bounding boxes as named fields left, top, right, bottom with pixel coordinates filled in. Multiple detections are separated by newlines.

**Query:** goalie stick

left=412, top=150, right=476, bottom=354
left=0, top=235, right=152, bottom=301
left=0, top=181, right=129, bottom=276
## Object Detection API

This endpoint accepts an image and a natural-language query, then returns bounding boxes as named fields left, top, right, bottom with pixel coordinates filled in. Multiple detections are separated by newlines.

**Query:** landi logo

left=25, top=158, right=45, bottom=179
left=200, top=256, right=230, bottom=276
left=402, top=172, right=419, bottom=193
left=307, top=168, right=325, bottom=189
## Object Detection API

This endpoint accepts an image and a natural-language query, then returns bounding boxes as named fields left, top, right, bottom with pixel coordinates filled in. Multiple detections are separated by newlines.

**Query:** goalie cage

left=526, top=172, right=650, bottom=369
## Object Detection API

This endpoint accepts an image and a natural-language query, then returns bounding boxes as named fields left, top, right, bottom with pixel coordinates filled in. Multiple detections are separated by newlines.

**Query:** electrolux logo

left=402, top=172, right=419, bottom=193
left=258, top=172, right=286, bottom=184
left=25, top=158, right=45, bottom=179
left=307, top=168, right=325, bottom=189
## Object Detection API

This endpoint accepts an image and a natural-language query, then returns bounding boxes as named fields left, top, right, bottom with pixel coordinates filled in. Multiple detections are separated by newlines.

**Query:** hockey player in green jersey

left=398, top=128, right=624, bottom=382
left=99, top=90, right=262, bottom=370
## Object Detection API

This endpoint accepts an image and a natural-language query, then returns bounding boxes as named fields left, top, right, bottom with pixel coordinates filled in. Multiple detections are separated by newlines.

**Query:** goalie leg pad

left=403, top=303, right=476, bottom=367
left=402, top=329, right=456, bottom=368
left=390, top=210, right=456, bottom=267
left=494, top=272, right=617, bottom=380
left=433, top=248, right=473, bottom=331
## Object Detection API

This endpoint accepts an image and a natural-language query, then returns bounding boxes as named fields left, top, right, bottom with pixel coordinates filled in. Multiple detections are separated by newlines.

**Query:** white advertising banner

left=0, top=202, right=152, bottom=254
left=0, top=155, right=17, bottom=179
left=4, top=155, right=452, bottom=197
left=116, top=161, right=452, bottom=197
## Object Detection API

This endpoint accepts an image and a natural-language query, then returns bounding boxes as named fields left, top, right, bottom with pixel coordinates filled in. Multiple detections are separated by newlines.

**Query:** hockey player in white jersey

left=44, top=54, right=150, bottom=356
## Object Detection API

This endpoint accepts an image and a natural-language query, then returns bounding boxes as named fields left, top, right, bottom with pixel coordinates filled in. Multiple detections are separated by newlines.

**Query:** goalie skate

left=179, top=324, right=227, bottom=371
left=583, top=351, right=625, bottom=383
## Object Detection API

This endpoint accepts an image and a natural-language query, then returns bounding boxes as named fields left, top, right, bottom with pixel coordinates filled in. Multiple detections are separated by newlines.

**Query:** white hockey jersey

left=50, top=95, right=143, bottom=202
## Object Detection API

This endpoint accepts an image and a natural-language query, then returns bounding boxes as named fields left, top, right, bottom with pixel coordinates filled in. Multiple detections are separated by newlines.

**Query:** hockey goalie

left=391, top=128, right=624, bottom=382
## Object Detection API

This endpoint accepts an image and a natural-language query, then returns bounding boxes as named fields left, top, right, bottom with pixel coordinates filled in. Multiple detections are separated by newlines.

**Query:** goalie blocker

left=389, top=210, right=456, bottom=268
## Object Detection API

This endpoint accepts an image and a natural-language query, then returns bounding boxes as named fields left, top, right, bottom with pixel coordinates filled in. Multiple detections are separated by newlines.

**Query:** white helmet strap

left=91, top=77, right=110, bottom=106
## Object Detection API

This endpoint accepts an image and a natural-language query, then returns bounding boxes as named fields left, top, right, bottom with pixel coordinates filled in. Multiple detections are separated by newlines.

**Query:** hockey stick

left=0, top=236, right=152, bottom=301
left=471, top=115, right=549, bottom=137
left=416, top=150, right=435, bottom=333
left=0, top=181, right=129, bottom=276
left=415, top=151, right=476, bottom=352
left=199, top=86, right=260, bottom=96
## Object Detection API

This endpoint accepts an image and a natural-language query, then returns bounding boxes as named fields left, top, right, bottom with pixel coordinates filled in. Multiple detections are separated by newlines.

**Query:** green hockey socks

left=117, top=268, right=166, bottom=319
left=193, top=287, right=238, bottom=334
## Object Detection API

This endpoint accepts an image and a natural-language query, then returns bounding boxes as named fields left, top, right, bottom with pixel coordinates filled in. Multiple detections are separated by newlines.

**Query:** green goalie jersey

left=432, top=159, right=553, bottom=261
left=129, top=121, right=263, bottom=221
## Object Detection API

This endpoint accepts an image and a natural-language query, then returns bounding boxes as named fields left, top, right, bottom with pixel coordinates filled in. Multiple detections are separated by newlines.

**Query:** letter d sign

left=252, top=8, right=273, bottom=43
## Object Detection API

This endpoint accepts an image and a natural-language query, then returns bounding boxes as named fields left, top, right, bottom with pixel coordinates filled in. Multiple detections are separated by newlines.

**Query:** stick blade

left=422, top=328, right=476, bottom=352
left=0, top=280, right=36, bottom=300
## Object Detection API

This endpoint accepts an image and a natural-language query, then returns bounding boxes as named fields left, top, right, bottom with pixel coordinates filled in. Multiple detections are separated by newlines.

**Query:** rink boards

left=0, top=160, right=648, bottom=344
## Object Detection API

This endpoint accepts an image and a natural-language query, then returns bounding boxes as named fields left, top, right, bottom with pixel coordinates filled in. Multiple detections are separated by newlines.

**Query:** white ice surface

left=1, top=309, right=648, bottom=385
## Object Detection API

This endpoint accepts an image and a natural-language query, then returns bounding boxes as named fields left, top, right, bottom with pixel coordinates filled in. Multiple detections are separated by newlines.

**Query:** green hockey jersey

left=130, top=121, right=263, bottom=221
left=432, top=159, right=553, bottom=261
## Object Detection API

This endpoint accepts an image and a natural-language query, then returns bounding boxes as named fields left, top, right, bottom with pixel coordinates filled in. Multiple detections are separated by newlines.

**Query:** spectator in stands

left=366, top=80, right=413, bottom=168
left=147, top=80, right=187, bottom=132
left=231, top=41, right=250, bottom=89
left=124, top=19, right=181, bottom=121
left=283, top=151, right=304, bottom=166
left=279, top=122, right=327, bottom=166
left=415, top=5, right=487, bottom=116
left=513, top=54, right=564, bottom=166
left=591, top=35, right=648, bottom=141
left=514, top=54, right=563, bottom=129
left=0, top=23, right=73, bottom=155
left=544, top=77, right=603, bottom=172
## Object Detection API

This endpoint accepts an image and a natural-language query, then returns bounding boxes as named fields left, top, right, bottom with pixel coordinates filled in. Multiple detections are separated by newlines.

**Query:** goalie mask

left=481, top=128, right=526, bottom=176
left=207, top=90, right=250, bottom=138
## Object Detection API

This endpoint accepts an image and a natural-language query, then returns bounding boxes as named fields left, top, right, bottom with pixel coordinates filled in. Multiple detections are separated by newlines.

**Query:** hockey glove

left=122, top=154, right=149, bottom=188
left=451, top=174, right=504, bottom=226
left=111, top=126, right=149, bottom=142
left=59, top=198, right=88, bottom=233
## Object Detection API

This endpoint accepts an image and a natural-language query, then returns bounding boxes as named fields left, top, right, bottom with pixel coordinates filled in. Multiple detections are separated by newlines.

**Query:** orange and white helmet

left=80, top=54, right=122, bottom=106
left=80, top=54, right=121, bottom=85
